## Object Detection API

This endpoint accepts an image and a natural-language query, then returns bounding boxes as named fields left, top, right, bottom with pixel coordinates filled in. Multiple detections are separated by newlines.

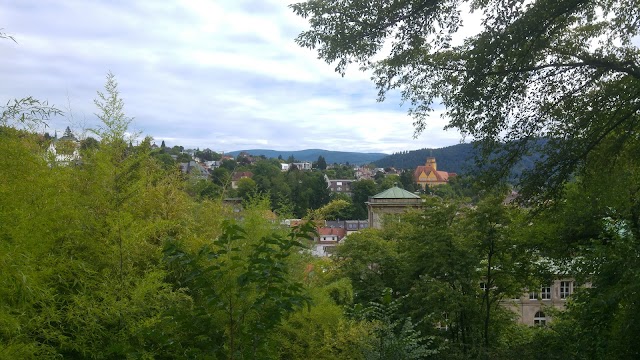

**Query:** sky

left=0, top=0, right=468, bottom=154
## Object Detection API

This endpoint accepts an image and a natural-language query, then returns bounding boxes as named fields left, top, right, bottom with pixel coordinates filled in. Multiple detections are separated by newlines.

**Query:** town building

left=292, top=162, right=312, bottom=170
left=311, top=227, right=347, bottom=257
left=504, top=279, right=579, bottom=326
left=366, top=186, right=423, bottom=229
left=354, top=167, right=374, bottom=180
left=414, top=157, right=456, bottom=189
left=324, top=220, right=369, bottom=234
left=47, top=127, right=80, bottom=165
left=324, top=174, right=355, bottom=194
left=179, top=161, right=209, bottom=180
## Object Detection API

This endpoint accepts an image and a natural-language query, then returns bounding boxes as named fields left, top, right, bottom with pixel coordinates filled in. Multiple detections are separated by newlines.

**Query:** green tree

left=307, top=171, right=331, bottom=210
left=1, top=96, right=62, bottom=129
left=334, top=229, right=400, bottom=303
left=312, top=198, right=354, bottom=220
left=211, top=166, right=232, bottom=188
left=291, top=0, right=640, bottom=201
left=370, top=193, right=538, bottom=359
left=236, top=177, right=258, bottom=201
left=221, top=158, right=238, bottom=171
left=377, top=174, right=400, bottom=192
left=152, top=151, right=176, bottom=170
left=176, top=152, right=191, bottom=163
left=398, top=170, right=416, bottom=193
left=164, top=213, right=314, bottom=359
left=316, top=155, right=328, bottom=170
left=516, top=142, right=640, bottom=360
left=351, top=179, right=378, bottom=219
left=273, top=286, right=372, bottom=360
left=354, top=288, right=437, bottom=360
left=0, top=73, right=194, bottom=358
left=80, top=136, right=99, bottom=151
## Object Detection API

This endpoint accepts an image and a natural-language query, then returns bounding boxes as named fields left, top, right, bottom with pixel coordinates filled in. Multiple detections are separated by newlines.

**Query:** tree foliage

left=291, top=0, right=640, bottom=201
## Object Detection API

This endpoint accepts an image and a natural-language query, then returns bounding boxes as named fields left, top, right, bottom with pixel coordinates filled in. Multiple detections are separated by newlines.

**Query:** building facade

left=414, top=157, right=456, bottom=189
left=503, top=279, right=578, bottom=325
left=366, top=186, right=423, bottom=229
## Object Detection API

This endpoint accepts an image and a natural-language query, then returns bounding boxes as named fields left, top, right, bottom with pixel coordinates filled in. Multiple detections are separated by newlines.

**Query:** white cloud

left=0, top=0, right=463, bottom=155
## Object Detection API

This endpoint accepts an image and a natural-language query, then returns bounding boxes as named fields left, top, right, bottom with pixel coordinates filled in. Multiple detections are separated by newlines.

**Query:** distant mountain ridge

left=229, top=142, right=543, bottom=176
left=373, top=143, right=477, bottom=174
left=227, top=149, right=387, bottom=165
left=373, top=142, right=544, bottom=177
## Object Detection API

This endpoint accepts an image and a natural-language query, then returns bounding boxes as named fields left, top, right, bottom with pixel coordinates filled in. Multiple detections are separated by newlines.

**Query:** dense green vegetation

left=0, top=74, right=388, bottom=359
left=3, top=0, right=640, bottom=357
left=3, top=72, right=640, bottom=360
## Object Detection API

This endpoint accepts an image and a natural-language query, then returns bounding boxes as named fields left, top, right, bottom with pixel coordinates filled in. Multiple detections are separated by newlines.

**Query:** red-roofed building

left=312, top=227, right=347, bottom=257
left=414, top=157, right=456, bottom=189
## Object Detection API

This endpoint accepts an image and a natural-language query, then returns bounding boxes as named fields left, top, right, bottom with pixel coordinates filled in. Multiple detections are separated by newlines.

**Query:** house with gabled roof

left=366, top=186, right=423, bottom=229
left=324, top=174, right=355, bottom=194
left=414, top=157, right=456, bottom=189
left=311, top=227, right=347, bottom=257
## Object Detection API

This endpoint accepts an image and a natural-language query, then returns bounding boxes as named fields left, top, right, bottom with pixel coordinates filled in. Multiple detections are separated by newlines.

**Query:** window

left=529, top=292, right=538, bottom=300
left=534, top=311, right=546, bottom=326
left=541, top=286, right=551, bottom=300
left=560, top=281, right=573, bottom=299
left=436, top=313, right=449, bottom=331
left=480, top=282, right=487, bottom=291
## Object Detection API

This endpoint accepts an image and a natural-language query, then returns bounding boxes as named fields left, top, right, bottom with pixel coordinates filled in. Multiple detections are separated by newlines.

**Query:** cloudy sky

left=1, top=0, right=467, bottom=154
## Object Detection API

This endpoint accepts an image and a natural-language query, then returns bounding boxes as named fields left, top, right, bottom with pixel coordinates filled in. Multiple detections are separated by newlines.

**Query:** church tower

left=426, top=157, right=437, bottom=171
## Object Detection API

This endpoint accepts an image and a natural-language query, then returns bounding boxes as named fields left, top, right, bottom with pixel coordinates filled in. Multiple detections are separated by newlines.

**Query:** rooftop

left=371, top=186, right=421, bottom=199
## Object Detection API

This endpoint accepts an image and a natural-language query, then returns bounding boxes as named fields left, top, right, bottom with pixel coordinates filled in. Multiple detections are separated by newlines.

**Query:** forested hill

left=373, top=142, right=543, bottom=176
left=373, top=143, right=477, bottom=173
left=227, top=149, right=387, bottom=165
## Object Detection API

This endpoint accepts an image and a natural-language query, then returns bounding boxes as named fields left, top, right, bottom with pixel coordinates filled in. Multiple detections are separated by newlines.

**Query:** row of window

left=529, top=281, right=574, bottom=300
left=436, top=310, right=547, bottom=328
left=481, top=281, right=575, bottom=300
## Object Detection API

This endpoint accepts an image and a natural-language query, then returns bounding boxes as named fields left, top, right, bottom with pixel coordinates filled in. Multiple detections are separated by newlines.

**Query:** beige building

left=366, top=186, right=423, bottom=229
left=502, top=279, right=577, bottom=325
left=414, top=157, right=456, bottom=190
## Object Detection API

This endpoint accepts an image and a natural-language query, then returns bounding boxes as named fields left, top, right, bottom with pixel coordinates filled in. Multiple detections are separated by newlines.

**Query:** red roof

left=414, top=165, right=455, bottom=183
left=317, top=227, right=346, bottom=238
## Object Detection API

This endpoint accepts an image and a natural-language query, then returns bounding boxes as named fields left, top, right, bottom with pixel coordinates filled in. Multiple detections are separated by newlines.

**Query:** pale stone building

left=502, top=279, right=578, bottom=325
left=366, top=186, right=423, bottom=229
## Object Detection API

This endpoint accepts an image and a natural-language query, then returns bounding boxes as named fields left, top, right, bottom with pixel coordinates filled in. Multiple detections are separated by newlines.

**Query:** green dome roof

left=371, top=186, right=421, bottom=199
